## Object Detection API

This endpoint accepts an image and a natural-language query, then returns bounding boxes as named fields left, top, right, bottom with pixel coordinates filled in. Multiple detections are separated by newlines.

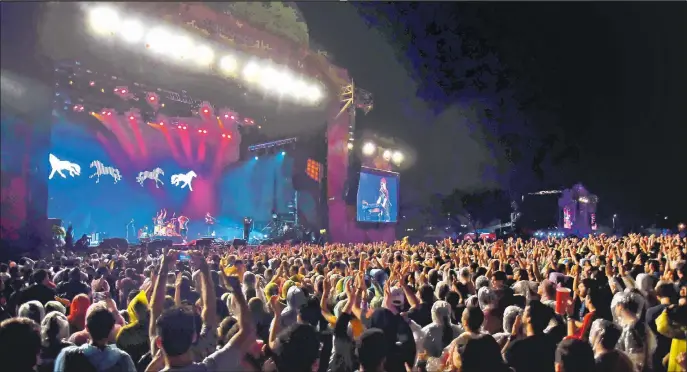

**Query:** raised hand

left=269, top=295, right=285, bottom=314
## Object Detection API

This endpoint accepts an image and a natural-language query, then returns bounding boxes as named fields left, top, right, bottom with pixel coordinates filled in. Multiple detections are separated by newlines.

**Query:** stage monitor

left=356, top=167, right=399, bottom=223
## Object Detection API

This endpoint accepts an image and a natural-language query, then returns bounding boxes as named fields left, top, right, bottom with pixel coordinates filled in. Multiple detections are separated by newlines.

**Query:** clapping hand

left=269, top=295, right=285, bottom=314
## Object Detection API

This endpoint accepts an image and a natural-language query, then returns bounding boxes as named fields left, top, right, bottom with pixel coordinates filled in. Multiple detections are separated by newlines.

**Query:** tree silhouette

left=440, top=188, right=511, bottom=234
left=355, top=3, right=582, bottom=192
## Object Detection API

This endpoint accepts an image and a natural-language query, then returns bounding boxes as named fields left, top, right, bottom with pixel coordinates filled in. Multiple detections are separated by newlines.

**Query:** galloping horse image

left=89, top=160, right=122, bottom=184
left=49, top=154, right=81, bottom=179
left=136, top=167, right=165, bottom=188
left=170, top=170, right=197, bottom=191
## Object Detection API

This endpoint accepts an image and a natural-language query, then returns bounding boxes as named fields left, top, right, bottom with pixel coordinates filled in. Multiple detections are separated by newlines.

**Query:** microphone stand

left=126, top=220, right=134, bottom=242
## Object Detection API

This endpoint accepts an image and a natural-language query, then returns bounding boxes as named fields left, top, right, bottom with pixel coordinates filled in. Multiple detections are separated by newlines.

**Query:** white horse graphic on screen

left=171, top=170, right=197, bottom=191
left=48, top=154, right=81, bottom=179
left=89, top=160, right=122, bottom=184
left=136, top=167, right=165, bottom=188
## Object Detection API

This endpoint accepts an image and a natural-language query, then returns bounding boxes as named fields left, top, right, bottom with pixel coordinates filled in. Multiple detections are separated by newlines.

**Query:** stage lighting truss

left=247, top=137, right=297, bottom=153
left=84, top=5, right=326, bottom=106
left=53, top=62, right=257, bottom=139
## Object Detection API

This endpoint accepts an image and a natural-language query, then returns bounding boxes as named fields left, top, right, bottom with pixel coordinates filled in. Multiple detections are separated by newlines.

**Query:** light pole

left=612, top=214, right=617, bottom=231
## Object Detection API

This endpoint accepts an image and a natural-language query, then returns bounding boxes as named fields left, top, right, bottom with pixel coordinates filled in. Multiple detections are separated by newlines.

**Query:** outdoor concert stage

left=0, top=3, right=396, bottom=252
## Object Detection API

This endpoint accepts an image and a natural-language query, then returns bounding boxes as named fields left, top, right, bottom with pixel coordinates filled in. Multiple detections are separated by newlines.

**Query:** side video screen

left=356, top=167, right=399, bottom=223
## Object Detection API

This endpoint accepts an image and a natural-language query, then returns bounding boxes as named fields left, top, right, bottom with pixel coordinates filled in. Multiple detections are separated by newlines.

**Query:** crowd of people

left=1, top=233, right=686, bottom=372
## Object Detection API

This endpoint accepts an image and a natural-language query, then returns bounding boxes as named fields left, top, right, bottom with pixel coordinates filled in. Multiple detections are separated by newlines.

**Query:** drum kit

left=156, top=218, right=181, bottom=237
left=142, top=218, right=181, bottom=239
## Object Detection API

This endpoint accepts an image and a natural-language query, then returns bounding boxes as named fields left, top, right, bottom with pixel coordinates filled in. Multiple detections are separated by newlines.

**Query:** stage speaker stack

left=147, top=239, right=173, bottom=251
left=195, top=238, right=215, bottom=248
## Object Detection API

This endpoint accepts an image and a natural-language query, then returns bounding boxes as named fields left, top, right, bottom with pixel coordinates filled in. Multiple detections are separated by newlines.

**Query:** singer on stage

left=205, top=212, right=216, bottom=236
left=178, top=215, right=189, bottom=239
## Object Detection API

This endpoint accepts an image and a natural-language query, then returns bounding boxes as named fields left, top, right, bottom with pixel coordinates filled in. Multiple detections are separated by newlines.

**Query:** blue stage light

left=281, top=151, right=286, bottom=155
left=254, top=156, right=258, bottom=160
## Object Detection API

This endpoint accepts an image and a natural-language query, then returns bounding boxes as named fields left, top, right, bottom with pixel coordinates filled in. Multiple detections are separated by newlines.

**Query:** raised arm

left=149, top=249, right=175, bottom=354
left=193, top=251, right=217, bottom=328
left=226, top=275, right=254, bottom=350
left=268, top=295, right=285, bottom=350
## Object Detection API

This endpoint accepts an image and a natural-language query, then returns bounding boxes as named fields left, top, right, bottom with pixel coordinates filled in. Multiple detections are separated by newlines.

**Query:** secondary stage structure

left=0, top=2, right=395, bottom=251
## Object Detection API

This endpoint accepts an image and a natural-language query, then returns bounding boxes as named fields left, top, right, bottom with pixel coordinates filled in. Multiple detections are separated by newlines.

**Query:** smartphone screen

left=178, top=253, right=190, bottom=261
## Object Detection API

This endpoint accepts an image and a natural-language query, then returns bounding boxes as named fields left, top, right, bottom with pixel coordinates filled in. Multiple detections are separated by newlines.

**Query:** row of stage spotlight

left=69, top=104, right=236, bottom=140
left=361, top=141, right=404, bottom=165
left=86, top=6, right=325, bottom=105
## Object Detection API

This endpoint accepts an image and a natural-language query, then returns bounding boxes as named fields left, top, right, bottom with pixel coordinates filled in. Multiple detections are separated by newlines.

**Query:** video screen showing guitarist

left=361, top=177, right=392, bottom=222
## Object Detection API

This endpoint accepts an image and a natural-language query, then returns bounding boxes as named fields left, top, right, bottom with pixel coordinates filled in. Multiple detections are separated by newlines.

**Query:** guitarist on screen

left=363, top=177, right=392, bottom=222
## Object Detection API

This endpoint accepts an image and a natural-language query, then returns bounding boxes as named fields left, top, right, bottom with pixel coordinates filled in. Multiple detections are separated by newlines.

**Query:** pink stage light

left=221, top=134, right=226, bottom=138
left=159, top=121, right=164, bottom=126
left=121, top=89, right=127, bottom=94
left=182, top=126, right=187, bottom=130
left=178, top=125, right=182, bottom=129
left=149, top=96, right=156, bottom=101
left=107, top=112, right=112, bottom=116
left=224, top=114, right=229, bottom=119
left=89, top=81, right=95, bottom=86
left=203, top=130, right=207, bottom=134
left=198, top=129, right=203, bottom=133
left=129, top=115, right=135, bottom=120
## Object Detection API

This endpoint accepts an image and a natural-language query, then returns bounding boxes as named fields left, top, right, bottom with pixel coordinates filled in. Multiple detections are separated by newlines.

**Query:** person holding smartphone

left=148, top=249, right=254, bottom=371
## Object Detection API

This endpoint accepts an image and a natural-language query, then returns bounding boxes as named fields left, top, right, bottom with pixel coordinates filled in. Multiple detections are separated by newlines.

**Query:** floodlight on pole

left=242, top=62, right=260, bottom=83
left=362, top=142, right=376, bottom=156
left=220, top=56, right=238, bottom=74
left=146, top=27, right=173, bottom=54
left=120, top=19, right=144, bottom=43
left=392, top=151, right=404, bottom=164
left=88, top=7, right=120, bottom=35
left=171, top=35, right=193, bottom=59
left=383, top=150, right=392, bottom=161
left=195, top=45, right=215, bottom=66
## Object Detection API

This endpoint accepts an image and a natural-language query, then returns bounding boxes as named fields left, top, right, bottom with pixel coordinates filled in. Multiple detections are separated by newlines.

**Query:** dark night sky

left=298, top=2, right=687, bottom=226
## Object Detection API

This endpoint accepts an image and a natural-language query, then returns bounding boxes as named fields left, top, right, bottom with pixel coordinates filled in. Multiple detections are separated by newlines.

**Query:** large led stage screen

left=356, top=167, right=399, bottom=223
left=48, top=115, right=294, bottom=241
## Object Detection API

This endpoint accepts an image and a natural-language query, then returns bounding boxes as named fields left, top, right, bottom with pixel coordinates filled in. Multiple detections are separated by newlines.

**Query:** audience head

left=86, top=303, right=115, bottom=343
left=462, top=305, right=484, bottom=333
left=357, top=328, right=388, bottom=372
left=41, top=311, right=70, bottom=345
left=155, top=306, right=197, bottom=358
left=0, top=318, right=41, bottom=371
left=272, top=323, right=320, bottom=372
left=555, top=338, right=596, bottom=372
left=524, top=299, right=554, bottom=334
left=18, top=300, right=45, bottom=324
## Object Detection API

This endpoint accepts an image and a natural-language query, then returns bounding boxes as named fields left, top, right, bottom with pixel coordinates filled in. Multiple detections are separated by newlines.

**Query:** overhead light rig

left=53, top=61, right=258, bottom=139
left=83, top=4, right=325, bottom=106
